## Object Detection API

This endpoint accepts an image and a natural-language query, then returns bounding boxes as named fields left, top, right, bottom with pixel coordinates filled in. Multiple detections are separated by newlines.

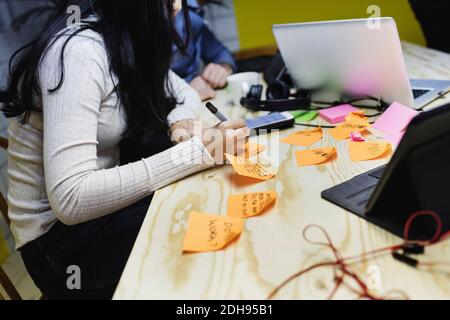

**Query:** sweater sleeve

left=166, top=70, right=202, bottom=126
left=39, top=35, right=215, bottom=226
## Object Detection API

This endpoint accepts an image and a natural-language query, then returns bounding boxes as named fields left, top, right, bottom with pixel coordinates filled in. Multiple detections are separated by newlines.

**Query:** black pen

left=205, top=102, right=228, bottom=122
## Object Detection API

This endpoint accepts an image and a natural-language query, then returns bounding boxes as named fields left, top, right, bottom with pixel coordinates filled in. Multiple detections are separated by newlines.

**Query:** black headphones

left=240, top=83, right=311, bottom=112
left=240, top=67, right=312, bottom=112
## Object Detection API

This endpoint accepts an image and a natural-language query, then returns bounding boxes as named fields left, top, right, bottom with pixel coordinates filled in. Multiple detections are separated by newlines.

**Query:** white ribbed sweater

left=7, top=29, right=215, bottom=249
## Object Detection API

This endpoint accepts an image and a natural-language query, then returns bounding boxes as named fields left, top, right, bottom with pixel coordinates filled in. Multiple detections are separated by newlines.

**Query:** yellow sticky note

left=281, top=127, right=323, bottom=147
left=225, top=154, right=275, bottom=181
left=243, top=142, right=266, bottom=158
left=349, top=141, right=391, bottom=162
left=329, top=122, right=369, bottom=141
left=183, top=211, right=244, bottom=253
left=296, top=147, right=337, bottom=167
left=227, top=191, right=277, bottom=218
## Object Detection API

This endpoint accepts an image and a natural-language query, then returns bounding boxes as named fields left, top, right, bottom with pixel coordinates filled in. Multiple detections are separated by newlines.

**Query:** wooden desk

left=114, top=43, right=450, bottom=300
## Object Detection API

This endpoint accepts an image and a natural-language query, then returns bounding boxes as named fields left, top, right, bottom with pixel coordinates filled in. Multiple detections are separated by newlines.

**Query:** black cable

left=311, top=96, right=389, bottom=110
left=294, top=123, right=337, bottom=128
left=366, top=112, right=383, bottom=118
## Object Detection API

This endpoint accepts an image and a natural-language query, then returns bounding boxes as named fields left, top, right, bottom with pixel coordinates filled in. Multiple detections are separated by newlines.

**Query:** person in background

left=172, top=0, right=237, bottom=101
left=409, top=0, right=450, bottom=53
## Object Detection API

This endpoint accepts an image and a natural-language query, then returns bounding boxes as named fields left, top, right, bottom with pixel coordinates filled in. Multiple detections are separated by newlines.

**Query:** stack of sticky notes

left=319, top=104, right=358, bottom=124
left=291, top=110, right=319, bottom=122
left=371, top=102, right=419, bottom=147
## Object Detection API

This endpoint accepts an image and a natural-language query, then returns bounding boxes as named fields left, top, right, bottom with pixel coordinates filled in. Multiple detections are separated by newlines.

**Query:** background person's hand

left=202, top=63, right=233, bottom=89
left=190, top=76, right=216, bottom=101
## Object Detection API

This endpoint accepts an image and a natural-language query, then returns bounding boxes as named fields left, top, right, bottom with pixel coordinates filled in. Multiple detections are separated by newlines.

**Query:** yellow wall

left=233, top=0, right=425, bottom=50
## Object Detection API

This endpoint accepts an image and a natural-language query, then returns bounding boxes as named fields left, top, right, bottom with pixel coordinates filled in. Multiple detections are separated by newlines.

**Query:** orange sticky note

left=345, top=111, right=370, bottom=127
left=349, top=141, right=391, bottom=162
left=243, top=142, right=266, bottom=158
left=225, top=154, right=275, bottom=181
left=295, top=147, right=337, bottom=167
left=329, top=122, right=369, bottom=141
left=227, top=191, right=277, bottom=218
left=183, top=211, right=244, bottom=253
left=329, top=112, right=371, bottom=141
left=281, top=127, right=323, bottom=147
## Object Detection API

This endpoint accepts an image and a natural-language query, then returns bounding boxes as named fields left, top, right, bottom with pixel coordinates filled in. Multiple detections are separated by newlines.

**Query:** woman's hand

left=190, top=76, right=216, bottom=101
left=170, top=119, right=250, bottom=165
left=170, top=119, right=195, bottom=144
left=202, top=120, right=250, bottom=165
left=202, top=63, right=233, bottom=89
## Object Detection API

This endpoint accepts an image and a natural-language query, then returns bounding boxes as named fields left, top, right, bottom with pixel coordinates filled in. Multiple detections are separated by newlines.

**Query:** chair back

left=0, top=136, right=21, bottom=299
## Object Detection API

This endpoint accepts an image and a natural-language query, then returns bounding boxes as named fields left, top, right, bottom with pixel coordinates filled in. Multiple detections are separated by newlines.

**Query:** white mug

left=227, top=72, right=260, bottom=107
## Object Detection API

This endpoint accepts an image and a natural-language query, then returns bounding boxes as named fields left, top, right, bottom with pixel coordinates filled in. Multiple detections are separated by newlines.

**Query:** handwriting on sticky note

left=295, top=147, right=337, bottom=167
left=346, top=111, right=370, bottom=127
left=225, top=154, right=275, bottom=181
left=281, top=127, right=323, bottom=147
left=372, top=102, right=419, bottom=134
left=243, top=142, right=266, bottom=158
left=349, top=141, right=391, bottom=162
left=228, top=191, right=277, bottom=218
left=329, top=122, right=369, bottom=141
left=183, top=211, right=244, bottom=253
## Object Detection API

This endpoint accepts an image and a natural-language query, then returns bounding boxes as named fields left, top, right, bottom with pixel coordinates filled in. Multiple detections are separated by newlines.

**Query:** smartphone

left=245, top=112, right=295, bottom=131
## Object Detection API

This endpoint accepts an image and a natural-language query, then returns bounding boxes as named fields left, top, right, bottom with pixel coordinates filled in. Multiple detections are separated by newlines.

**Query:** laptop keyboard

left=413, top=89, right=430, bottom=99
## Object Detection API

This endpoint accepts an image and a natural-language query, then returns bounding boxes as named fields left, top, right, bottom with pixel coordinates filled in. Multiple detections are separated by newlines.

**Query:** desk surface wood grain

left=114, top=43, right=450, bottom=300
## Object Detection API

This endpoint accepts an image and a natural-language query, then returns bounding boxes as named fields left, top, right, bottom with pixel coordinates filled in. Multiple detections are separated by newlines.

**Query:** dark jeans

left=409, top=0, right=450, bottom=53
left=20, top=130, right=173, bottom=299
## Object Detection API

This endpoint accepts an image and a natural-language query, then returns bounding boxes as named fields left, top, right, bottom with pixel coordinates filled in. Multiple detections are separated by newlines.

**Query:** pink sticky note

left=319, top=104, right=358, bottom=124
left=372, top=102, right=419, bottom=134
left=386, top=131, right=405, bottom=147
left=350, top=132, right=365, bottom=142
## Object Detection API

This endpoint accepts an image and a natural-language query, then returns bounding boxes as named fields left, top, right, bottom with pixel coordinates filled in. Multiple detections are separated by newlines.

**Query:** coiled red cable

left=267, top=210, right=450, bottom=300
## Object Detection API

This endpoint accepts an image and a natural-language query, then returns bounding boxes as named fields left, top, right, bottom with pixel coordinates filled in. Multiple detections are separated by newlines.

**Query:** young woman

left=2, top=0, right=248, bottom=299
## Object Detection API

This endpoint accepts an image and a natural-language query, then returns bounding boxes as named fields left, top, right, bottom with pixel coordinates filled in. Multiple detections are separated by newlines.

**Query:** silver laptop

left=273, top=18, right=450, bottom=109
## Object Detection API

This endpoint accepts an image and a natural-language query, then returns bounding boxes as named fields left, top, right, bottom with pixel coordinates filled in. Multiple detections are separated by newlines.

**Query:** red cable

left=267, top=211, right=449, bottom=300
left=403, top=210, right=442, bottom=243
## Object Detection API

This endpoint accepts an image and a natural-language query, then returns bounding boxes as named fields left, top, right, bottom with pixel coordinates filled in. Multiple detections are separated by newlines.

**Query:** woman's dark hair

left=3, top=0, right=191, bottom=139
